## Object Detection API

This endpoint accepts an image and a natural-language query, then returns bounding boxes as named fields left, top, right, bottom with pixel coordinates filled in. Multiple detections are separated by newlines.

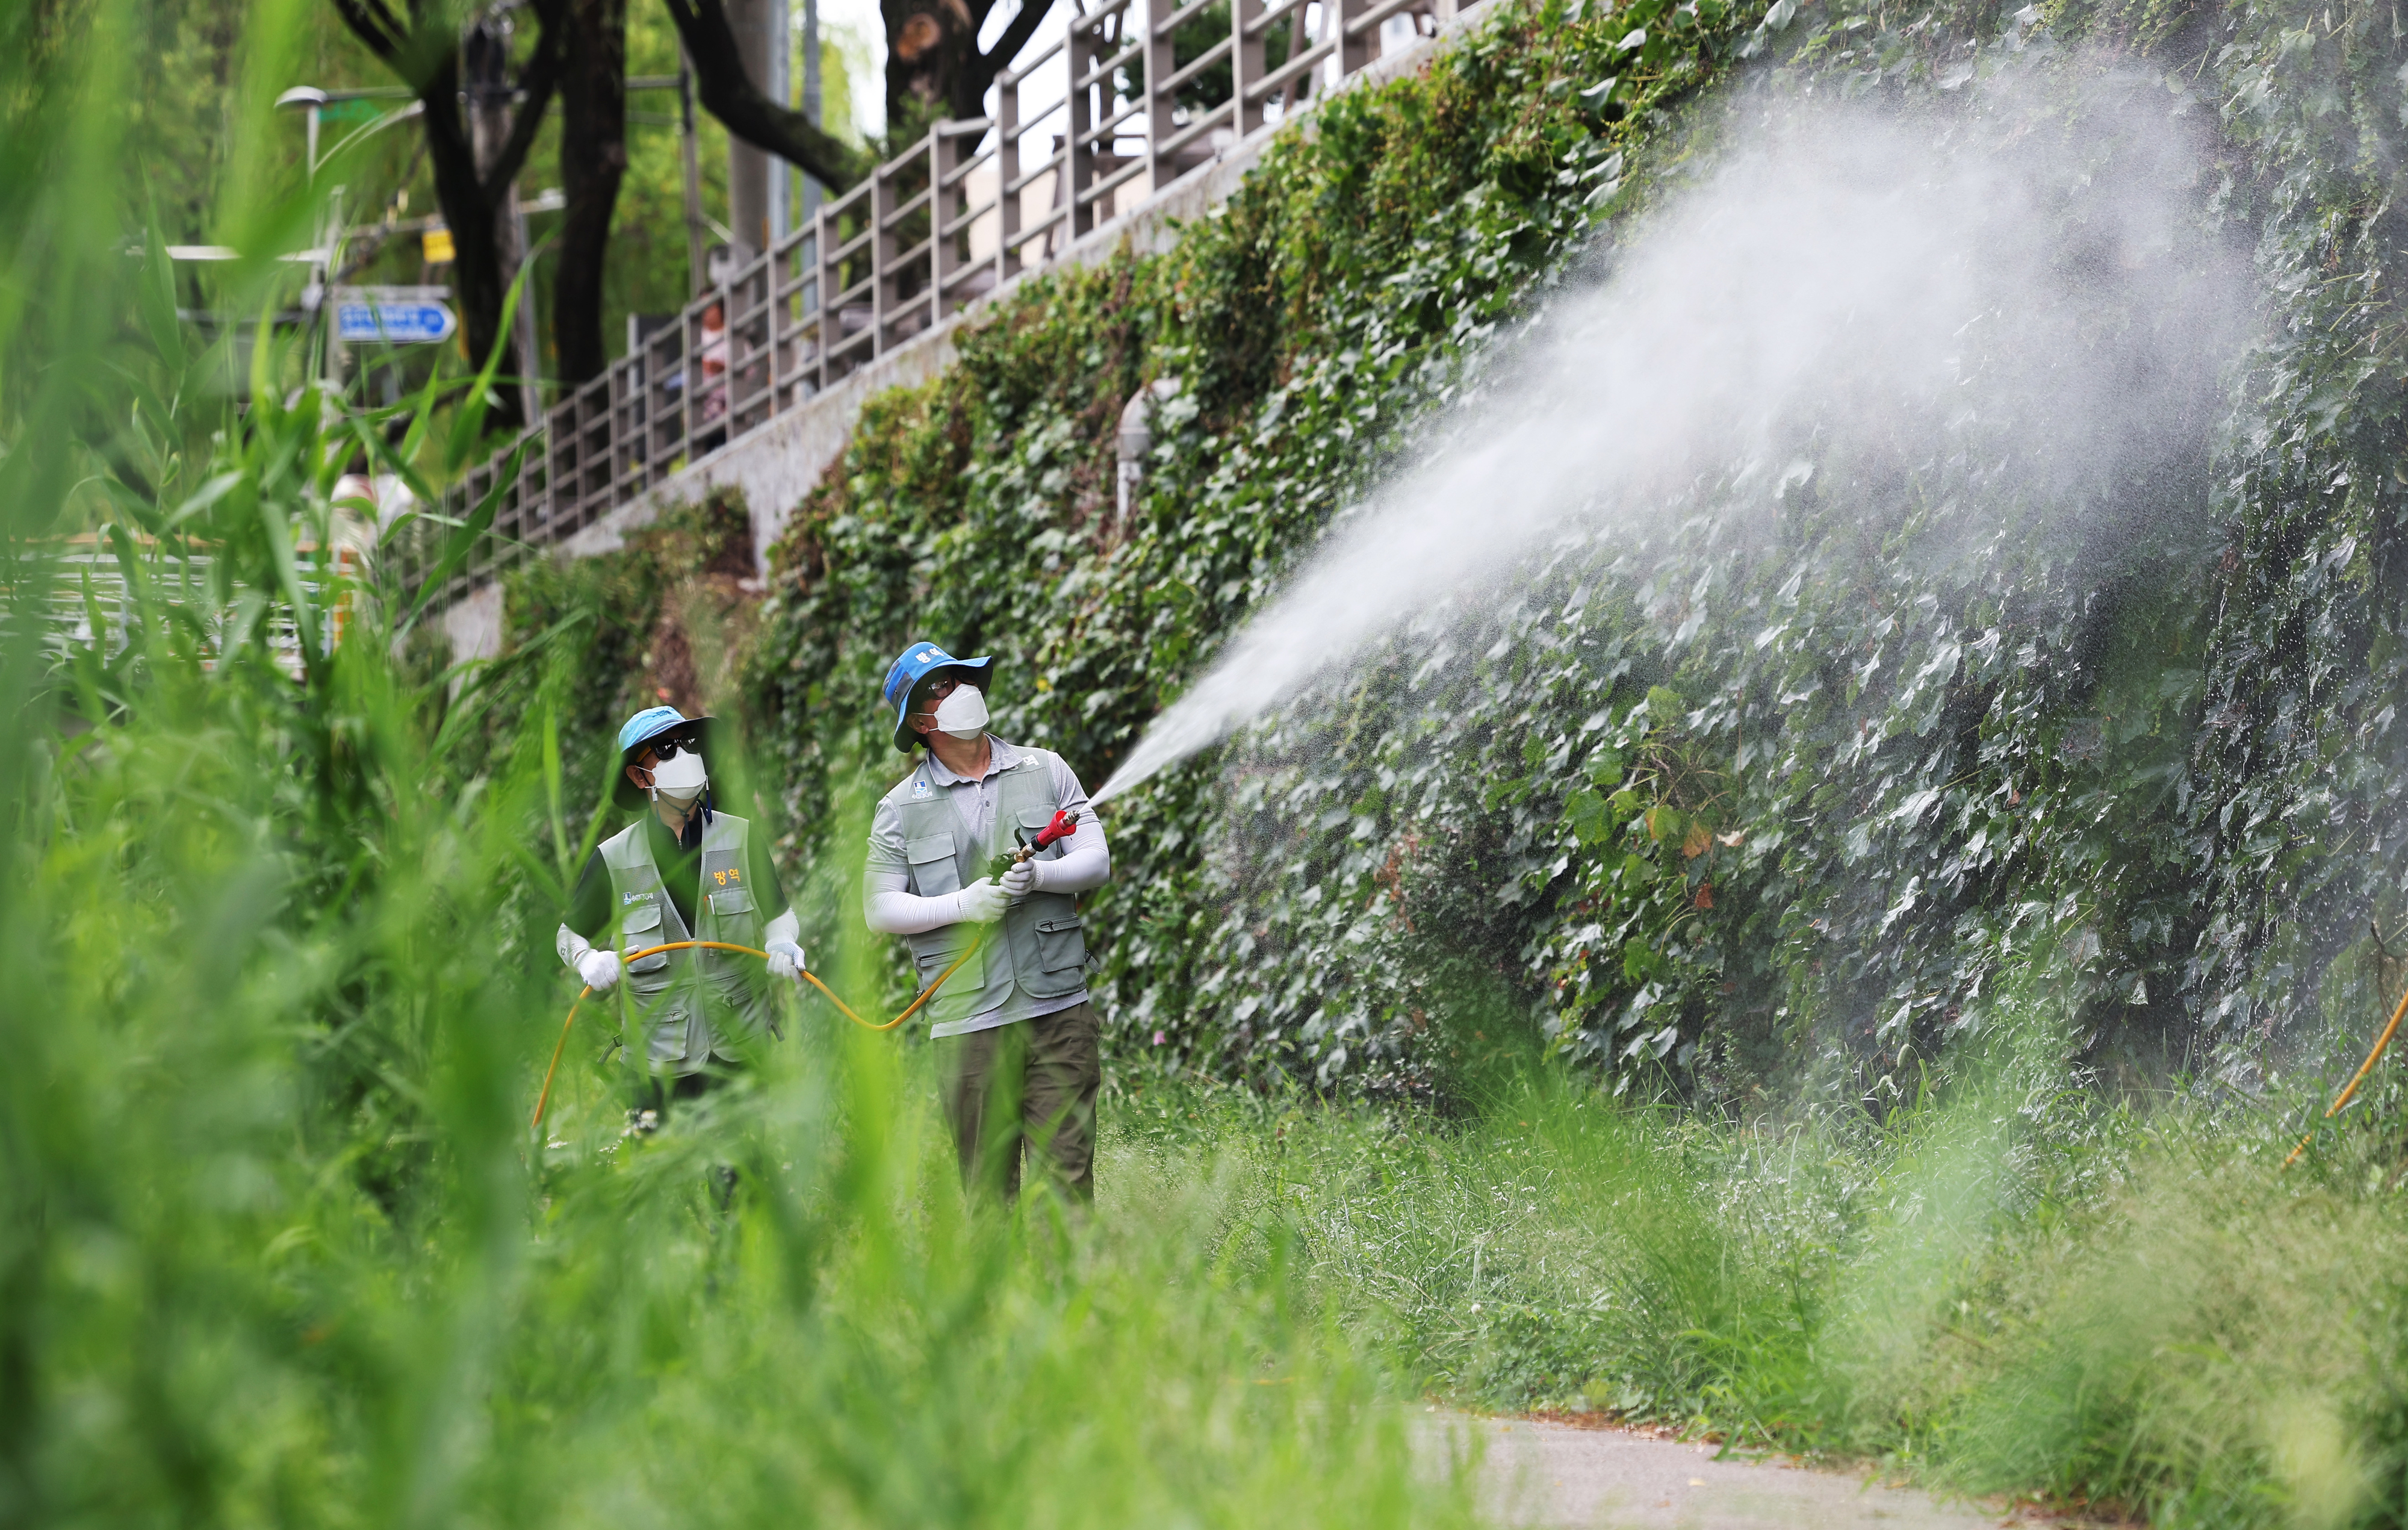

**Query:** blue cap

left=617, top=704, right=690, bottom=755
left=613, top=706, right=718, bottom=809
left=881, top=642, right=995, bottom=752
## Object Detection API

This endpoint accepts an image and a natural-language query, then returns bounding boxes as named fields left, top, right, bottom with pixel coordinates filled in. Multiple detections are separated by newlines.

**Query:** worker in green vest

left=864, top=643, right=1111, bottom=1202
left=557, top=706, right=807, bottom=1122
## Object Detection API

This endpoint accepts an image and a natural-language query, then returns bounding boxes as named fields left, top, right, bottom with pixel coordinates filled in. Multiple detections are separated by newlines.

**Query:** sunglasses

left=644, top=733, right=700, bottom=760
left=913, top=676, right=963, bottom=710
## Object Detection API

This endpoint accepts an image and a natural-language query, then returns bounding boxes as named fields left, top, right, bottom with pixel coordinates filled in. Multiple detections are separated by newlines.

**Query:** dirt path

left=1426, top=1413, right=2016, bottom=1529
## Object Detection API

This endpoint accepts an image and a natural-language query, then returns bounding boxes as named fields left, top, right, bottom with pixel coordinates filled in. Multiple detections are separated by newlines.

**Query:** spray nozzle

left=987, top=810, right=1080, bottom=881
left=1031, top=809, right=1078, bottom=851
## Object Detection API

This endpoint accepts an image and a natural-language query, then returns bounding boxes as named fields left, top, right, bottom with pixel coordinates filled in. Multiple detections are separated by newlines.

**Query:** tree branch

left=666, top=0, right=869, bottom=191
left=978, top=0, right=1055, bottom=75
left=480, top=0, right=568, bottom=205
left=329, top=0, right=406, bottom=63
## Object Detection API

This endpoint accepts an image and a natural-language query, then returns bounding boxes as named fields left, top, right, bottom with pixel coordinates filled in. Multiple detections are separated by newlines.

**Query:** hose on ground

left=2284, top=979, right=2408, bottom=1168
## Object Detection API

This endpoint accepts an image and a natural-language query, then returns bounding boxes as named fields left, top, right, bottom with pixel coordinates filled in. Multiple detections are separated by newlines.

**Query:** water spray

left=1090, top=88, right=2244, bottom=806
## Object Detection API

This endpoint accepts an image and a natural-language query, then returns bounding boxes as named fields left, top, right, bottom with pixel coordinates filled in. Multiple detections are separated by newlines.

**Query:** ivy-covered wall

left=509, top=0, right=2408, bottom=1102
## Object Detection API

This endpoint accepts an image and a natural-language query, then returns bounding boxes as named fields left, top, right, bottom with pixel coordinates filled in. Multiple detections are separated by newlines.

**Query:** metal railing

left=36, top=539, right=360, bottom=680
left=392, top=0, right=1466, bottom=610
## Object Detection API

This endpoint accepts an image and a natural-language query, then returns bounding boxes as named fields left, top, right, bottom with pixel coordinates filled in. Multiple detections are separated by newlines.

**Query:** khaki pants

left=936, top=1001, right=1099, bottom=1204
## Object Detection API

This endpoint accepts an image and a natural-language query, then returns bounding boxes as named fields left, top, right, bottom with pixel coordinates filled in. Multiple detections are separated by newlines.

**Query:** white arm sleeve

left=1028, top=756, right=1110, bottom=895
left=764, top=909, right=800, bottom=947
left=1028, top=817, right=1110, bottom=895
left=557, top=922, right=595, bottom=972
left=864, top=870, right=969, bottom=934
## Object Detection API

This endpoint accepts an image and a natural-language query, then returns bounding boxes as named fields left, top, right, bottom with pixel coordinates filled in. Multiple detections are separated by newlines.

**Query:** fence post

left=872, top=157, right=898, bottom=352
left=1231, top=0, right=1267, bottom=140
left=999, top=67, right=1023, bottom=286
left=767, top=235, right=788, bottom=415
left=1339, top=0, right=1374, bottom=72
left=1144, top=0, right=1176, bottom=196
left=928, top=130, right=948, bottom=332
left=815, top=197, right=839, bottom=388
left=1067, top=15, right=1097, bottom=240
left=613, top=353, right=639, bottom=514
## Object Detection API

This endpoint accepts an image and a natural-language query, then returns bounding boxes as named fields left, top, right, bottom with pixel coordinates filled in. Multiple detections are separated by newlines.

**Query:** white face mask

left=647, top=748, right=708, bottom=804
left=931, top=683, right=989, bottom=741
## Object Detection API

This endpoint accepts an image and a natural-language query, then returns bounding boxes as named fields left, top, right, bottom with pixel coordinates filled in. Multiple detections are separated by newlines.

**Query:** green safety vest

left=600, top=810, right=774, bottom=1073
left=880, top=748, right=1090, bottom=1029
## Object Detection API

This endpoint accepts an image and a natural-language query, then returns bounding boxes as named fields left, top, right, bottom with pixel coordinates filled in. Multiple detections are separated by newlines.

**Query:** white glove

left=1000, top=857, right=1038, bottom=897
left=765, top=939, right=807, bottom=983
left=955, top=877, right=1008, bottom=924
left=577, top=948, right=622, bottom=992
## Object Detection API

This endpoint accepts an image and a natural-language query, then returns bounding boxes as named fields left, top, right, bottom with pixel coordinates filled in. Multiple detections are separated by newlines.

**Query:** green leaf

left=1568, top=788, right=1612, bottom=845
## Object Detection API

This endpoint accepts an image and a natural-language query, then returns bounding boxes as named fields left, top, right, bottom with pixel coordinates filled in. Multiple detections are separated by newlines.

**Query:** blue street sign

left=335, top=300, right=456, bottom=344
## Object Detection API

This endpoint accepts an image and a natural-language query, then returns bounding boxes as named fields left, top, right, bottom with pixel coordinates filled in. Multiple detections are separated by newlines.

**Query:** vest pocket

left=707, top=888, right=755, bottom=919
left=913, top=940, right=982, bottom=1000
left=1034, top=915, right=1087, bottom=974
left=620, top=902, right=670, bottom=972
left=906, top=833, right=961, bottom=897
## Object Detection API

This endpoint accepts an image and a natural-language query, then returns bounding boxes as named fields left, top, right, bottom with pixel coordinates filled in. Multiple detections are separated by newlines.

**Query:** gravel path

left=1425, top=1413, right=2017, bottom=1529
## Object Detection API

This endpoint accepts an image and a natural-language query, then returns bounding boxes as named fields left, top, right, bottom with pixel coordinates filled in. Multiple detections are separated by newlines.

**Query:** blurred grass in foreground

left=17, top=647, right=1478, bottom=1528
left=0, top=7, right=1476, bottom=1523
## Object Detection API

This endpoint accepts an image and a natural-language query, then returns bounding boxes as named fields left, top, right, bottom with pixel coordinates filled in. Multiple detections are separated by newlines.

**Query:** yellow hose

left=2283, top=978, right=2408, bottom=1168
left=532, top=934, right=982, bottom=1130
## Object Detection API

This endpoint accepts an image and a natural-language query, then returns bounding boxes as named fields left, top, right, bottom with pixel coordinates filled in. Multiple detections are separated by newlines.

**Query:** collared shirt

left=865, top=737, right=1100, bottom=1037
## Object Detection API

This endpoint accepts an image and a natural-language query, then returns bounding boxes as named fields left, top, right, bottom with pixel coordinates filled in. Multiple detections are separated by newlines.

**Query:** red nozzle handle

left=1033, top=809, right=1078, bottom=850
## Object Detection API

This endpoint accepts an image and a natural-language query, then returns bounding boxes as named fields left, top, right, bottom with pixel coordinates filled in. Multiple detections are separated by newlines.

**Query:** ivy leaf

left=1568, top=788, right=1614, bottom=845
left=1647, top=805, right=1686, bottom=845
left=1623, top=941, right=1659, bottom=982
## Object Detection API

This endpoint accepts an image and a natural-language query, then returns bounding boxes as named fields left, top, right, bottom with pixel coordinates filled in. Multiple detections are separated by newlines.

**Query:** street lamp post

left=275, top=84, right=424, bottom=387
left=276, top=86, right=336, bottom=382
left=277, top=85, right=328, bottom=175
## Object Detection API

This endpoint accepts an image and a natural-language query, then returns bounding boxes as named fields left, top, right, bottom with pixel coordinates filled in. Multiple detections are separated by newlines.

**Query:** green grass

left=1149, top=1011, right=2408, bottom=1530
left=14, top=665, right=1485, bottom=1526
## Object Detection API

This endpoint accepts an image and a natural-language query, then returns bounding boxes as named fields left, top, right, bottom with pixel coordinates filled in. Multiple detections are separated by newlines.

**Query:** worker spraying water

left=555, top=706, right=810, bottom=1128
left=863, top=643, right=1111, bottom=1204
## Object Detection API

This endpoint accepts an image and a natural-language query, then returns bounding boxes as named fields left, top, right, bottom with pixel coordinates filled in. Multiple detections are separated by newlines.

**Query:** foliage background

left=33, top=0, right=2408, bottom=1523
left=507, top=0, right=2408, bottom=1109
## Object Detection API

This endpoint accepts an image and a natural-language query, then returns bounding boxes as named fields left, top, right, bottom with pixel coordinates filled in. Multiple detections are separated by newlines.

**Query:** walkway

left=1427, top=1413, right=2028, bottom=1529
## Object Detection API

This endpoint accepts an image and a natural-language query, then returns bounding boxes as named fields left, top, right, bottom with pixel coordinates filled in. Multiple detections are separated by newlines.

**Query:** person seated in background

left=556, top=705, right=806, bottom=1125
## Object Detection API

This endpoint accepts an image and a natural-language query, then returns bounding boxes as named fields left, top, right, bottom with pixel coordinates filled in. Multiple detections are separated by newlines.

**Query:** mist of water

left=1093, top=75, right=2246, bottom=804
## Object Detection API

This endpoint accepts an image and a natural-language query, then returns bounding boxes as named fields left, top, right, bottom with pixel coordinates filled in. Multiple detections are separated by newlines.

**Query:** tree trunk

left=417, top=57, right=521, bottom=429
left=882, top=0, right=976, bottom=139
left=665, top=0, right=866, bottom=191
left=556, top=0, right=628, bottom=385
left=881, top=0, right=1056, bottom=133
left=723, top=0, right=772, bottom=257
left=327, top=0, right=565, bottom=435
left=465, top=16, right=538, bottom=421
